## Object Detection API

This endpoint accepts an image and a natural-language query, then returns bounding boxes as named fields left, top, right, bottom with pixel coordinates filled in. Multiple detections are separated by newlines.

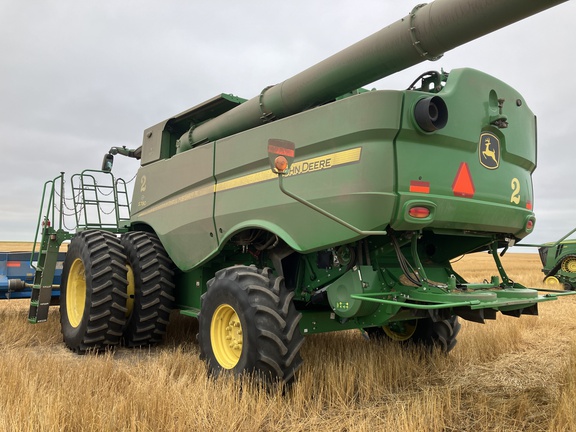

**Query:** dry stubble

left=1, top=251, right=575, bottom=431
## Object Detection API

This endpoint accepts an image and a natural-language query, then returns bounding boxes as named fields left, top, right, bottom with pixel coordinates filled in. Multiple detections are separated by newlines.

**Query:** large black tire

left=366, top=315, right=461, bottom=353
left=60, top=230, right=128, bottom=352
left=120, top=231, right=175, bottom=347
left=198, top=265, right=304, bottom=385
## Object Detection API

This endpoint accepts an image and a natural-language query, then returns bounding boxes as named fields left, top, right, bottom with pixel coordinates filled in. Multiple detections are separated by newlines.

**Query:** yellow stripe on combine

left=216, top=147, right=362, bottom=192
left=216, top=170, right=276, bottom=192
left=136, top=184, right=214, bottom=217
left=137, top=147, right=362, bottom=217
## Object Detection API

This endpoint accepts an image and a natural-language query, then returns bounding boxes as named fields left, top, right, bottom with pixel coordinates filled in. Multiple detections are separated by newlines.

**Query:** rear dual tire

left=60, top=230, right=128, bottom=352
left=60, top=230, right=175, bottom=352
left=121, top=231, right=175, bottom=347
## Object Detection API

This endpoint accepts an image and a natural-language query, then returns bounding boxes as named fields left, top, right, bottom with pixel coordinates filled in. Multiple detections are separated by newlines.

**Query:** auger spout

left=176, top=0, right=567, bottom=152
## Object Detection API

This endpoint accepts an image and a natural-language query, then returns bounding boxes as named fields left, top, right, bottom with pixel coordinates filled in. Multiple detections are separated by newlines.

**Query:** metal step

left=28, top=284, right=54, bottom=323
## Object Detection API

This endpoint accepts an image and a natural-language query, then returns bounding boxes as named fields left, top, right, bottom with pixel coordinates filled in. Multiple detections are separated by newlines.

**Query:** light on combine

left=275, top=156, right=289, bottom=173
left=408, top=206, right=431, bottom=218
left=101, top=153, right=114, bottom=172
left=521, top=215, right=536, bottom=235
left=414, top=96, right=448, bottom=132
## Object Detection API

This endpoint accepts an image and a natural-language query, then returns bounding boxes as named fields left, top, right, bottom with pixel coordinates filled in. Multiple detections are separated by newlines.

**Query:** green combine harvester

left=538, top=228, right=576, bottom=290
left=26, top=0, right=573, bottom=384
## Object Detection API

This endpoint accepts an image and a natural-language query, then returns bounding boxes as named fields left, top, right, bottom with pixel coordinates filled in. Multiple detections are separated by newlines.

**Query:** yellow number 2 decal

left=510, top=178, right=520, bottom=204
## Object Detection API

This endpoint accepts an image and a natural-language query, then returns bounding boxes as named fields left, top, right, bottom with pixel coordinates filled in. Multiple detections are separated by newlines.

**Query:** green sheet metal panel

left=213, top=90, right=402, bottom=255
left=392, top=68, right=536, bottom=238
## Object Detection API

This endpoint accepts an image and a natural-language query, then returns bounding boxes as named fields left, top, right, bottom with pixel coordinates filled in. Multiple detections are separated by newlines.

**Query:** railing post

left=58, top=172, right=65, bottom=230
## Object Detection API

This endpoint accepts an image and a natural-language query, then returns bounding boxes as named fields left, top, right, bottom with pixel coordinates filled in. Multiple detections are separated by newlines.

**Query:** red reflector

left=6, top=262, right=21, bottom=267
left=409, top=180, right=430, bottom=193
left=267, top=144, right=295, bottom=158
left=408, top=206, right=430, bottom=218
left=526, top=220, right=534, bottom=230
left=452, top=162, right=475, bottom=198
left=526, top=201, right=533, bottom=210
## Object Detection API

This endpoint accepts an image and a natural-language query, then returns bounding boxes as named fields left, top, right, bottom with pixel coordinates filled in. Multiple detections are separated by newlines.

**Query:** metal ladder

left=28, top=220, right=71, bottom=323
left=28, top=170, right=130, bottom=323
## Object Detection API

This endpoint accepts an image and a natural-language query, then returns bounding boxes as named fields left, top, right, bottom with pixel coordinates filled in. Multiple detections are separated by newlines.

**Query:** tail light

left=408, top=206, right=431, bottom=218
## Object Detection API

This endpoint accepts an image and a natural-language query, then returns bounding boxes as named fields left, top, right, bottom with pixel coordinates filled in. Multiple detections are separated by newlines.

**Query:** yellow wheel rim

left=562, top=258, right=576, bottom=273
left=382, top=320, right=418, bottom=342
left=210, top=304, right=243, bottom=369
left=125, top=265, right=135, bottom=318
left=66, top=258, right=87, bottom=328
left=544, top=276, right=560, bottom=287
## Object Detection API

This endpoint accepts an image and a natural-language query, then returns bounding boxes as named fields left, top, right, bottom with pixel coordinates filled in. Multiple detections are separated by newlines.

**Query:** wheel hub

left=382, top=320, right=418, bottom=341
left=66, top=258, right=87, bottom=328
left=125, top=264, right=135, bottom=318
left=211, top=304, right=243, bottom=369
left=562, top=257, right=576, bottom=273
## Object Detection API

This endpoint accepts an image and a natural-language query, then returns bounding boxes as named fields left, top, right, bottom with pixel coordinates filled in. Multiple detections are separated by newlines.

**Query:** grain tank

left=29, top=0, right=572, bottom=384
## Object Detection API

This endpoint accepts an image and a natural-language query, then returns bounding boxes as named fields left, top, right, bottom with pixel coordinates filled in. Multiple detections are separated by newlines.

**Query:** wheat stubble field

left=2, top=244, right=576, bottom=431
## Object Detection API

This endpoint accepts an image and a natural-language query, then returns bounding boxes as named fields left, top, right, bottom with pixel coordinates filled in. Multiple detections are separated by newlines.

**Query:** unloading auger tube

left=175, top=0, right=567, bottom=152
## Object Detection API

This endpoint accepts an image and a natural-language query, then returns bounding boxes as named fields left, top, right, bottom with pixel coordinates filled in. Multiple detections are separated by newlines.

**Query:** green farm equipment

left=538, top=228, right=576, bottom=290
left=29, top=0, right=573, bottom=384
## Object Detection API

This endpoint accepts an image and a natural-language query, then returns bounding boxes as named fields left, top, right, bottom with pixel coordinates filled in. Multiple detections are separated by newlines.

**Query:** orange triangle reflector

left=452, top=162, right=475, bottom=198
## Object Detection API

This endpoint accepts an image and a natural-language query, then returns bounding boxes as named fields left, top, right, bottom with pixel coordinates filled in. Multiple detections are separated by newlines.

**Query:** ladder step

left=29, top=278, right=55, bottom=323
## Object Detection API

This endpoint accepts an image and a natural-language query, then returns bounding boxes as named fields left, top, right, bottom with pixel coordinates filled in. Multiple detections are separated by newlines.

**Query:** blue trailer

left=0, top=251, right=65, bottom=301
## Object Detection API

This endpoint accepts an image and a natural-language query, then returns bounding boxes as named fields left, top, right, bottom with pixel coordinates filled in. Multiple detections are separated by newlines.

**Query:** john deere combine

left=26, top=0, right=572, bottom=384
left=538, top=228, right=576, bottom=290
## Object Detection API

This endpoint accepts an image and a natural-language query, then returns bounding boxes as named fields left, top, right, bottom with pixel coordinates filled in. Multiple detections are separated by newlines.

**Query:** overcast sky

left=1, top=1, right=575, bottom=250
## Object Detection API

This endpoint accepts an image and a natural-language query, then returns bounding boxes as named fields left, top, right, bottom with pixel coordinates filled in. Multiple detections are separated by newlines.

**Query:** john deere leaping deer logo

left=478, top=132, right=500, bottom=169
